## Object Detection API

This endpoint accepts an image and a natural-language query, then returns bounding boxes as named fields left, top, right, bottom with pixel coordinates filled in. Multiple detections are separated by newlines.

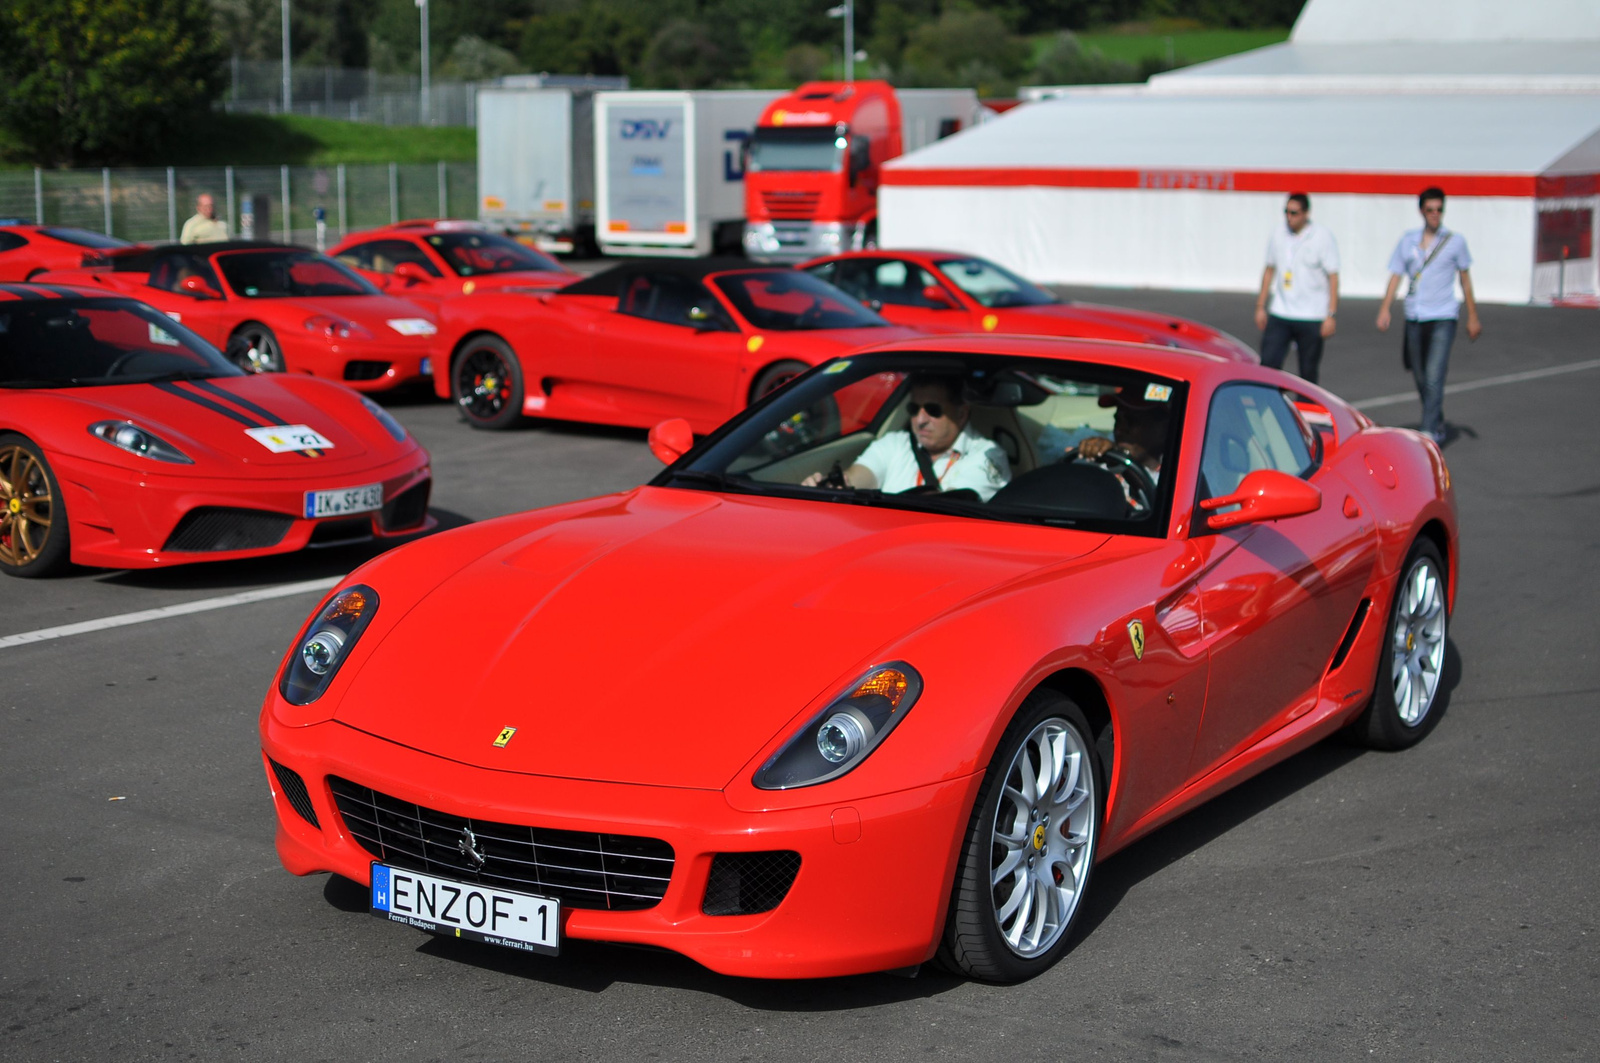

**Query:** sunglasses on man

left=907, top=401, right=949, bottom=419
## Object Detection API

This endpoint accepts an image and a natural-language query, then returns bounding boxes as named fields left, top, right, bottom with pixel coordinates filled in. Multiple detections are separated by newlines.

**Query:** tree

left=0, top=0, right=226, bottom=166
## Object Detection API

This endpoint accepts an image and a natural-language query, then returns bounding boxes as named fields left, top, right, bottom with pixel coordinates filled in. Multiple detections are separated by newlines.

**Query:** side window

left=1200, top=384, right=1314, bottom=499
left=339, top=240, right=440, bottom=276
left=618, top=273, right=728, bottom=329
left=148, top=254, right=221, bottom=294
left=0, top=232, right=28, bottom=252
left=871, top=261, right=947, bottom=308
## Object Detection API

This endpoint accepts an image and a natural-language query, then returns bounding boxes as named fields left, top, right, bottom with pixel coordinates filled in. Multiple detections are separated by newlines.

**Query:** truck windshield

left=748, top=128, right=842, bottom=173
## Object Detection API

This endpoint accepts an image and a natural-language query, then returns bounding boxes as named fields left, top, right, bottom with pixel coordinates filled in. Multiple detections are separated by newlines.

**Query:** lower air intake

left=343, top=361, right=392, bottom=381
left=381, top=479, right=430, bottom=531
left=702, top=851, right=802, bottom=915
left=268, top=757, right=320, bottom=828
left=164, top=507, right=293, bottom=552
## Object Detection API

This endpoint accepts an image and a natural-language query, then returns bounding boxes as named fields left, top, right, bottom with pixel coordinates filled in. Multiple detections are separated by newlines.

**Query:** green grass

left=1075, top=27, right=1290, bottom=68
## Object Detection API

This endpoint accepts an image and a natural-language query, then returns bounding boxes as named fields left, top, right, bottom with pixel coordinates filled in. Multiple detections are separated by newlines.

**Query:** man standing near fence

left=1376, top=187, right=1482, bottom=445
left=1253, top=192, right=1340, bottom=384
left=180, top=194, right=229, bottom=244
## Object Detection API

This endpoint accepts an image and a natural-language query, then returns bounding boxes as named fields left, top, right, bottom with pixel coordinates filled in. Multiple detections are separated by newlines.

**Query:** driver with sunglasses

left=803, top=374, right=1011, bottom=500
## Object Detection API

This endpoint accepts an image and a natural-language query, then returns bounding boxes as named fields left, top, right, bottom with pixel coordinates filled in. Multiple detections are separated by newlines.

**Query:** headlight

left=386, top=318, right=436, bottom=337
left=280, top=585, right=379, bottom=705
left=360, top=396, right=408, bottom=442
left=304, top=314, right=373, bottom=340
left=88, top=420, right=193, bottom=464
left=753, top=663, right=923, bottom=789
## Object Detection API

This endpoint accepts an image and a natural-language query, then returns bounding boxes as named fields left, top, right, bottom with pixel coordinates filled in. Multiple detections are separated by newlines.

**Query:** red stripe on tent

left=1537, top=174, right=1599, bottom=198
left=881, top=167, right=1540, bottom=197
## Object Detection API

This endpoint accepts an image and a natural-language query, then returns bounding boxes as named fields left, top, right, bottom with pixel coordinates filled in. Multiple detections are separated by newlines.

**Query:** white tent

left=885, top=0, right=1600, bottom=304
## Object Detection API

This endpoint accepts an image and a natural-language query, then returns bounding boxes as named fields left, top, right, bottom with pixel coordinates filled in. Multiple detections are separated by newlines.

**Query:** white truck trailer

left=476, top=77, right=625, bottom=253
left=595, top=90, right=782, bottom=256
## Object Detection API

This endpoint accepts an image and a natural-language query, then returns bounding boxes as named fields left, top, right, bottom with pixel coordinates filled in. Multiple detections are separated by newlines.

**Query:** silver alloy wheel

left=234, top=327, right=283, bottom=373
left=989, top=717, right=1097, bottom=958
left=1391, top=555, right=1447, bottom=726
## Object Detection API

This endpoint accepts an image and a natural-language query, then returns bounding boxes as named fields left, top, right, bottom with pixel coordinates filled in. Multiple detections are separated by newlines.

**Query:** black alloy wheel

left=452, top=335, right=524, bottom=430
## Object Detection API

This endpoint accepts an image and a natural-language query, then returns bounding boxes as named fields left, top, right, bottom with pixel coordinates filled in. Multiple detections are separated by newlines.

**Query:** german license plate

left=304, top=483, right=383, bottom=519
left=370, top=864, right=559, bottom=955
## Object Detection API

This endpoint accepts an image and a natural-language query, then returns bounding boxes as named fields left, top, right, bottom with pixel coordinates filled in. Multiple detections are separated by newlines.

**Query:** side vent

left=1327, top=599, right=1372, bottom=673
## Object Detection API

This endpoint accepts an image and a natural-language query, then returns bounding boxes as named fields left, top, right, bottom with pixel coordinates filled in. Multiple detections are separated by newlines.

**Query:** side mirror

left=648, top=418, right=694, bottom=465
left=921, top=285, right=958, bottom=309
left=180, top=275, right=220, bottom=299
left=394, top=261, right=431, bottom=284
left=1199, top=469, right=1322, bottom=530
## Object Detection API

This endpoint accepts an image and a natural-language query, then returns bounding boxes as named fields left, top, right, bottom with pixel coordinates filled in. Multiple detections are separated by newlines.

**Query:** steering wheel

left=103, top=350, right=148, bottom=378
left=819, top=461, right=848, bottom=489
left=1074, top=445, right=1158, bottom=510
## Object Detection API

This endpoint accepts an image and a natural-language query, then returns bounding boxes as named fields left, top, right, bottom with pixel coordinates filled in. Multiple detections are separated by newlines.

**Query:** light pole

left=827, top=1, right=855, bottom=82
left=281, top=0, right=292, bottom=112
left=417, top=0, right=430, bottom=124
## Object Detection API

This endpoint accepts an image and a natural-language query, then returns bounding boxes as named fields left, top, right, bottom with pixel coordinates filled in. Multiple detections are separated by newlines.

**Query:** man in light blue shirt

left=1376, top=187, right=1483, bottom=444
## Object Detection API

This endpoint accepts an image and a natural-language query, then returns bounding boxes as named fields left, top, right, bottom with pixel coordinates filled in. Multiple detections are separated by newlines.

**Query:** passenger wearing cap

left=802, top=374, right=1010, bottom=500
left=1075, top=389, right=1169, bottom=482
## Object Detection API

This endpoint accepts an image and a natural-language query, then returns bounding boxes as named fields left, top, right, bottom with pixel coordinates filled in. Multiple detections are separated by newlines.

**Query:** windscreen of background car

left=713, top=271, right=889, bottom=331
left=747, top=128, right=844, bottom=173
left=424, top=232, right=564, bottom=276
left=665, top=353, right=1184, bottom=534
left=0, top=300, right=241, bottom=387
left=218, top=252, right=379, bottom=298
left=940, top=258, right=1058, bottom=308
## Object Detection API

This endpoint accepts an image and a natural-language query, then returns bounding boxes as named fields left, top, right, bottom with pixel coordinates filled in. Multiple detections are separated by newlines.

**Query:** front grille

left=328, top=777, right=674, bottom=911
left=268, top=757, right=320, bottom=828
left=343, top=360, right=392, bottom=381
left=702, top=851, right=801, bottom=915
left=307, top=516, right=373, bottom=547
left=380, top=479, right=430, bottom=531
left=164, top=506, right=293, bottom=552
left=760, top=190, right=820, bottom=220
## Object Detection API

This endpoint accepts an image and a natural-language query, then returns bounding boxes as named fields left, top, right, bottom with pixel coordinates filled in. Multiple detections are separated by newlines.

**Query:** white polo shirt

left=854, top=426, right=1011, bottom=501
left=1264, top=221, right=1340, bottom=321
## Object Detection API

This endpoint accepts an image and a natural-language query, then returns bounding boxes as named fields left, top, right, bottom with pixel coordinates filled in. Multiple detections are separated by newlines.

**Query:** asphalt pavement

left=3, top=287, right=1596, bottom=1062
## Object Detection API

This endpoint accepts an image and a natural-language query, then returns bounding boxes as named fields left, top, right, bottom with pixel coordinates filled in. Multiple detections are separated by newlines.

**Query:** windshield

left=424, top=231, right=564, bottom=277
left=748, top=128, right=843, bottom=173
left=713, top=270, right=888, bottom=331
left=656, top=352, right=1184, bottom=536
left=217, top=250, right=379, bottom=298
left=0, top=299, right=242, bottom=388
left=940, top=257, right=1058, bottom=308
left=41, top=227, right=130, bottom=250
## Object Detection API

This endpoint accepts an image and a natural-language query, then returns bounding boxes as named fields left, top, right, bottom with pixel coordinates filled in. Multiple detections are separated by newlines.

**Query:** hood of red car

left=336, top=486, right=1107, bottom=789
left=1006, top=302, right=1249, bottom=358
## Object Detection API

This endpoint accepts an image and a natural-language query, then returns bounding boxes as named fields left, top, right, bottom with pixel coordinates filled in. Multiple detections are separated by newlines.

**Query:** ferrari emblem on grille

left=493, top=726, right=516, bottom=748
left=1128, top=619, right=1146, bottom=661
left=458, top=826, right=486, bottom=868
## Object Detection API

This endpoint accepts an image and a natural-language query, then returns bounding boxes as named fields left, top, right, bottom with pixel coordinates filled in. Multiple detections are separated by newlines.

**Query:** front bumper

left=287, top=338, right=435, bottom=393
left=743, top=221, right=866, bottom=264
left=55, top=447, right=433, bottom=569
left=261, top=714, right=981, bottom=979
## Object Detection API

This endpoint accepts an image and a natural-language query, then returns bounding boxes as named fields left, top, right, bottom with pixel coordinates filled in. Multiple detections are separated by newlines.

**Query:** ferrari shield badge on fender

left=1128, top=619, right=1146, bottom=660
left=493, top=726, right=517, bottom=748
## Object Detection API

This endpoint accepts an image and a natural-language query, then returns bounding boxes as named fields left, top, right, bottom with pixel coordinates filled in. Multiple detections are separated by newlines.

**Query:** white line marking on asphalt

left=0, top=575, right=343, bottom=651
left=1354, top=357, right=1600, bottom=410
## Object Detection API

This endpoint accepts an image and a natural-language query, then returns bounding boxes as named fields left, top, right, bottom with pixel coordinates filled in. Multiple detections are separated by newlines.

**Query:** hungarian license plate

left=304, top=483, right=383, bottom=519
left=370, top=864, right=559, bottom=955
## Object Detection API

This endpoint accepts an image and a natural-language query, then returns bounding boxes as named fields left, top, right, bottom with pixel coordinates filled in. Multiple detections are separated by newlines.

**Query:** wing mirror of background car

left=394, top=261, right=431, bottom=284
left=180, top=275, right=221, bottom=299
left=921, top=285, right=959, bottom=310
left=848, top=137, right=871, bottom=187
left=1200, top=469, right=1322, bottom=530
left=648, top=418, right=695, bottom=465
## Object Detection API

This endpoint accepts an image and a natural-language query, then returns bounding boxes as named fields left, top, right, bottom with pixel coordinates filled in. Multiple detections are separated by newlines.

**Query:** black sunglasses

left=907, top=401, right=947, bottom=419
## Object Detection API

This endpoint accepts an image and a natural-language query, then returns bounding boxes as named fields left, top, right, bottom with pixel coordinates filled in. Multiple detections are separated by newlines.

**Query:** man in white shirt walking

left=1375, top=186, right=1482, bottom=445
left=1254, top=192, right=1340, bottom=384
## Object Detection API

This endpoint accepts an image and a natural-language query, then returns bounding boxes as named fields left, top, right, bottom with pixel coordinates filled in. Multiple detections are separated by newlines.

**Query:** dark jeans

left=1405, top=318, right=1457, bottom=437
left=1259, top=315, right=1325, bottom=384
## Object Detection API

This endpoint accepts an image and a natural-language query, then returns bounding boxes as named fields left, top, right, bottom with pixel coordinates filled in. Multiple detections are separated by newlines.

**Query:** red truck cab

left=744, top=82, right=975, bottom=263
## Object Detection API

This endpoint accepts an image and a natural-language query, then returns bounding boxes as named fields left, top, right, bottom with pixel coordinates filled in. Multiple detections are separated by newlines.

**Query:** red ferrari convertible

left=804, top=250, right=1260, bottom=362
left=433, top=258, right=917, bottom=433
left=331, top=221, right=576, bottom=311
left=36, top=243, right=438, bottom=392
left=260, top=335, right=1456, bottom=982
left=0, top=223, right=132, bottom=281
left=0, top=286, right=433, bottom=576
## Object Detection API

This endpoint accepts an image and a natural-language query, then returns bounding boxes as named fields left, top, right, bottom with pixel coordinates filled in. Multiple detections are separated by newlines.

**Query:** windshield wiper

left=665, top=469, right=770, bottom=495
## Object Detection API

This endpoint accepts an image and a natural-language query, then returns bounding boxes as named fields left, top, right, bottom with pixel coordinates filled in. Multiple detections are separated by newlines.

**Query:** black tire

left=938, top=688, right=1103, bottom=983
left=226, top=323, right=285, bottom=374
left=0, top=432, right=70, bottom=578
left=749, top=360, right=809, bottom=405
left=1350, top=538, right=1449, bottom=750
left=451, top=335, right=524, bottom=431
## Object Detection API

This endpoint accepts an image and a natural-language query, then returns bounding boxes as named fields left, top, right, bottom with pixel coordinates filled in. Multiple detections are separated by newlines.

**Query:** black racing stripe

left=38, top=284, right=87, bottom=299
left=153, top=380, right=264, bottom=427
left=187, top=378, right=290, bottom=425
left=0, top=283, right=42, bottom=299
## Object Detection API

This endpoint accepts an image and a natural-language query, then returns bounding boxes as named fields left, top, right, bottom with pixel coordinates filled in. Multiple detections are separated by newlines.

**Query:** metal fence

left=0, top=163, right=478, bottom=249
left=222, top=60, right=486, bottom=127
